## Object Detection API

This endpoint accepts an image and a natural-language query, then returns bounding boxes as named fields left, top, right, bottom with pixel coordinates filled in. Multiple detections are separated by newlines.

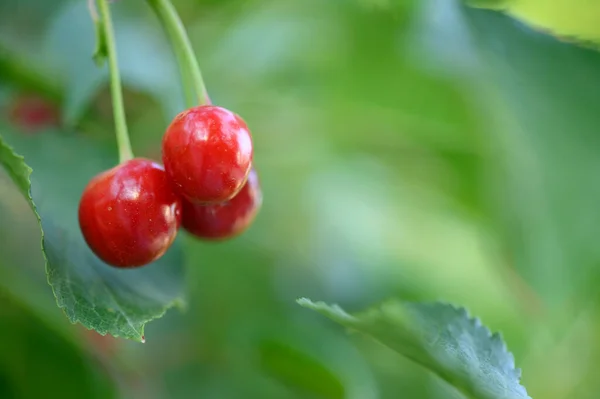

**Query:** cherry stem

left=96, top=0, right=134, bottom=163
left=147, top=0, right=209, bottom=107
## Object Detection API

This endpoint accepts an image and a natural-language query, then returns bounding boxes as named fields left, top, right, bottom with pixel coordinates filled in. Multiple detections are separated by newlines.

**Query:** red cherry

left=162, top=105, right=253, bottom=204
left=78, top=158, right=182, bottom=268
left=182, top=168, right=262, bottom=240
left=9, top=94, right=59, bottom=132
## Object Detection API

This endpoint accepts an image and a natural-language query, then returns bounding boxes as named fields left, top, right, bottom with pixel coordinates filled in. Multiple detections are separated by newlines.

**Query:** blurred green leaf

left=471, top=0, right=600, bottom=47
left=465, top=0, right=508, bottom=10
left=0, top=297, right=116, bottom=399
left=259, top=340, right=345, bottom=399
left=451, top=5, right=600, bottom=309
left=299, top=299, right=529, bottom=399
left=255, top=326, right=380, bottom=399
left=0, top=127, right=185, bottom=341
left=44, top=1, right=184, bottom=127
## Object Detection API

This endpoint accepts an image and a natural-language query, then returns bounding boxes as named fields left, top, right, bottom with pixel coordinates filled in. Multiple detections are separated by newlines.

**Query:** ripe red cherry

left=162, top=105, right=253, bottom=204
left=182, top=168, right=262, bottom=240
left=78, top=158, right=182, bottom=268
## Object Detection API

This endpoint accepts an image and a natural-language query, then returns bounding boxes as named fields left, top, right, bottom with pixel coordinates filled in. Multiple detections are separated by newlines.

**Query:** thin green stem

left=172, top=39, right=196, bottom=108
left=96, top=0, right=134, bottom=163
left=147, top=0, right=209, bottom=107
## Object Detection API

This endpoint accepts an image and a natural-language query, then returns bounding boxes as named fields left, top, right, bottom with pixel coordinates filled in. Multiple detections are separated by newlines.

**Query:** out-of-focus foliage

left=487, top=1, right=600, bottom=46
left=0, top=295, right=116, bottom=398
left=1, top=0, right=600, bottom=397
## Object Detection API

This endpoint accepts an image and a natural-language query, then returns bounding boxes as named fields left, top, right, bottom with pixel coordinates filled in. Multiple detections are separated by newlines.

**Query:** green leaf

left=470, top=0, right=600, bottom=47
left=255, top=331, right=379, bottom=399
left=465, top=0, right=508, bottom=9
left=259, top=340, right=346, bottom=399
left=0, top=127, right=185, bottom=342
left=44, top=1, right=185, bottom=127
left=0, top=133, right=32, bottom=200
left=298, top=298, right=529, bottom=399
left=455, top=5, right=600, bottom=307
left=0, top=296, right=117, bottom=398
left=43, top=1, right=107, bottom=127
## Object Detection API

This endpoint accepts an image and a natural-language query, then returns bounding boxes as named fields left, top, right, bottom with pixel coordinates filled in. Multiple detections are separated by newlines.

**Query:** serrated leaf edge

left=0, top=135, right=185, bottom=342
left=297, top=298, right=529, bottom=399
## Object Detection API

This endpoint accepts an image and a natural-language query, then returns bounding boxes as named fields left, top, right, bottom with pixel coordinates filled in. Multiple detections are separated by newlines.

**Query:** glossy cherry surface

left=78, top=158, right=182, bottom=268
left=162, top=105, right=253, bottom=204
left=182, top=168, right=262, bottom=240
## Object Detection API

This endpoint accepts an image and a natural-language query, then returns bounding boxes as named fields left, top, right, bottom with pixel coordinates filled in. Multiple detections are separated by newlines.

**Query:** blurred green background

left=1, top=0, right=600, bottom=397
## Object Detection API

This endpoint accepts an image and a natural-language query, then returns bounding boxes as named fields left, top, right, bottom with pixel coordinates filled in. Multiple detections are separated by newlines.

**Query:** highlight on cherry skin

left=182, top=168, right=262, bottom=240
left=78, top=158, right=182, bottom=268
left=162, top=105, right=253, bottom=204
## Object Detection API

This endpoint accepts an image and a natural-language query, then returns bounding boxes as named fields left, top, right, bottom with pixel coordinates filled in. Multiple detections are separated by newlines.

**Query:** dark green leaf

left=259, top=340, right=346, bottom=399
left=299, top=299, right=529, bottom=399
left=0, top=127, right=185, bottom=341
left=0, top=296, right=116, bottom=399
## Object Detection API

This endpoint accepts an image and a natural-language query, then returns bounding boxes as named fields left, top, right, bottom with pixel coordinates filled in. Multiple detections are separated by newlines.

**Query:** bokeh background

left=1, top=0, right=600, bottom=398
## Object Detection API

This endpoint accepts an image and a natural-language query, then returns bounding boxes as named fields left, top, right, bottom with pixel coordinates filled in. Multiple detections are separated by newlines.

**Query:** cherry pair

left=78, top=105, right=262, bottom=268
